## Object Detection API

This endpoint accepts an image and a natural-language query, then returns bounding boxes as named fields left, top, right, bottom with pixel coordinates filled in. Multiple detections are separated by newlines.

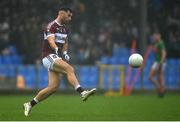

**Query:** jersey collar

left=55, top=20, right=63, bottom=26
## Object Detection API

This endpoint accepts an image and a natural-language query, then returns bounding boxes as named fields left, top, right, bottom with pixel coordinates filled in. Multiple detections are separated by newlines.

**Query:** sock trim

left=75, top=84, right=81, bottom=90
left=33, top=97, right=39, bottom=103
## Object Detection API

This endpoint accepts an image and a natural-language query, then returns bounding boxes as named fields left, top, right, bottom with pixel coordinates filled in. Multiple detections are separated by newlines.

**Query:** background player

left=23, top=8, right=96, bottom=116
left=149, top=33, right=166, bottom=97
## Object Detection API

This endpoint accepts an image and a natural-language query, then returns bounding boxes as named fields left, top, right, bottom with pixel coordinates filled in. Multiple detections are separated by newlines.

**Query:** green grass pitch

left=0, top=93, right=180, bottom=121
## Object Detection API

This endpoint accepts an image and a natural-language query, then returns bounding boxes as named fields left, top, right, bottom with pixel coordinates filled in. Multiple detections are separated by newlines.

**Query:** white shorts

left=151, top=62, right=166, bottom=71
left=42, top=54, right=61, bottom=70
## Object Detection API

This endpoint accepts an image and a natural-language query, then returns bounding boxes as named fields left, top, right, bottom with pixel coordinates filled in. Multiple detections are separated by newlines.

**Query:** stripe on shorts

left=47, top=55, right=53, bottom=63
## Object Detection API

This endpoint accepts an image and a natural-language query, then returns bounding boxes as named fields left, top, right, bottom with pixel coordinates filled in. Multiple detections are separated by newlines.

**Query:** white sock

left=33, top=97, right=39, bottom=103
left=75, top=84, right=81, bottom=90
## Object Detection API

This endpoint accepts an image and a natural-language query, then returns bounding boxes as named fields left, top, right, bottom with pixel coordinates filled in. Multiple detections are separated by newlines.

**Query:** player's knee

left=66, top=65, right=74, bottom=73
left=70, top=66, right=75, bottom=72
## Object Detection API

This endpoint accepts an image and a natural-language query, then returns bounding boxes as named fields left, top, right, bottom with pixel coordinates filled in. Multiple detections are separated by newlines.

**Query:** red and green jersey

left=154, top=40, right=166, bottom=62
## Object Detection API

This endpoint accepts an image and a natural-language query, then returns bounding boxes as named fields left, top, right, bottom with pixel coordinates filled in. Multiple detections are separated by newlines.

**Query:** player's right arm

left=45, top=23, right=58, bottom=54
left=47, top=35, right=58, bottom=54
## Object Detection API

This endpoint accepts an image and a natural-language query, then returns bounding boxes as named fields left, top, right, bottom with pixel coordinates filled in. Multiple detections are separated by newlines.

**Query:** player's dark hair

left=59, top=7, right=73, bottom=13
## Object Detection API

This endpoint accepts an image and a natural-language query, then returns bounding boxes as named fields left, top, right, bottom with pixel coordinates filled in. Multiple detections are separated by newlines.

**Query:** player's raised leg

left=53, top=59, right=96, bottom=101
left=23, top=71, right=61, bottom=116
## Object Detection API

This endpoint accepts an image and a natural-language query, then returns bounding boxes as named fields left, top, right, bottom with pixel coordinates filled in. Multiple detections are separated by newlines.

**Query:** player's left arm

left=160, top=42, right=166, bottom=64
left=62, top=38, right=70, bottom=61
left=160, top=49, right=166, bottom=64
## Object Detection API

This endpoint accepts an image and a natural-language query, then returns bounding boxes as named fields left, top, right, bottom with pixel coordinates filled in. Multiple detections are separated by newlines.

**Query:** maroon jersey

left=42, top=20, right=69, bottom=58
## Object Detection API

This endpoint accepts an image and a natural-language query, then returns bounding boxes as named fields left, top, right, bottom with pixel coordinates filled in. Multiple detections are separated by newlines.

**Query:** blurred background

left=0, top=0, right=180, bottom=92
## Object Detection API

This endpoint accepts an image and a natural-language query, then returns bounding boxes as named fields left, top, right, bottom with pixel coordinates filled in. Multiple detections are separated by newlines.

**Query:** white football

left=129, top=53, right=143, bottom=68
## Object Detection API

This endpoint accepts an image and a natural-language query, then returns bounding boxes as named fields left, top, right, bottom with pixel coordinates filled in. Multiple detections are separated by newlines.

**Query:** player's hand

left=63, top=51, right=70, bottom=61
left=55, top=47, right=58, bottom=55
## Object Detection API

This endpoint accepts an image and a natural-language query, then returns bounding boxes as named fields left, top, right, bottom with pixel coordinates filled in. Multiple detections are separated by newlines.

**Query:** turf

left=0, top=93, right=180, bottom=121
